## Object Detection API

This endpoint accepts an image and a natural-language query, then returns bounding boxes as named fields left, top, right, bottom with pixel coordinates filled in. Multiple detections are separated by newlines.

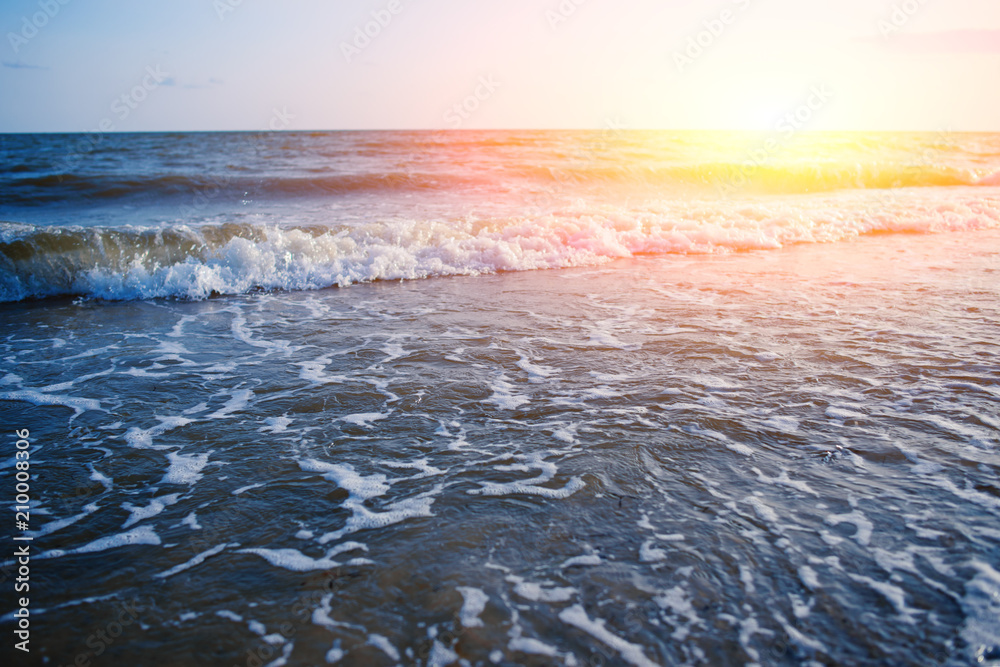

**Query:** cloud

left=2, top=60, right=49, bottom=70
left=178, top=77, right=224, bottom=89
left=868, top=29, right=1000, bottom=53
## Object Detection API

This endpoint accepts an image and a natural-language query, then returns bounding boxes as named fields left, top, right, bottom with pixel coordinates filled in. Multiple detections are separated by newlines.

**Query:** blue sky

left=1, top=0, right=999, bottom=131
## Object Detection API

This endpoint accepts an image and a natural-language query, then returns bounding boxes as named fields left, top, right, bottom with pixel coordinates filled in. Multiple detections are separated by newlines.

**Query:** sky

left=1, top=0, right=999, bottom=132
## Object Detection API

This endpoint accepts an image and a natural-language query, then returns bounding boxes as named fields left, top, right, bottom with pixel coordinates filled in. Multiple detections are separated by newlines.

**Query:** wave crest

left=2, top=191, right=998, bottom=302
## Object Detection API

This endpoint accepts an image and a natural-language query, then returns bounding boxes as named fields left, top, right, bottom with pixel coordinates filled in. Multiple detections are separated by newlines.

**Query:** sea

left=1, top=130, right=999, bottom=666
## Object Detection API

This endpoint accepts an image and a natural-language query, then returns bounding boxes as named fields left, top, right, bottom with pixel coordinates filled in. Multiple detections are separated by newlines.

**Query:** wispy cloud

left=178, top=77, right=224, bottom=89
left=2, top=60, right=49, bottom=70
left=867, top=29, right=1000, bottom=53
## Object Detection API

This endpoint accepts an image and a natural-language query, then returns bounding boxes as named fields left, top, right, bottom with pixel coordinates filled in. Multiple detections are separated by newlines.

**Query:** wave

left=527, top=161, right=986, bottom=194
left=0, top=171, right=495, bottom=205
left=2, top=162, right=998, bottom=206
left=977, top=170, right=1000, bottom=186
left=2, top=191, right=998, bottom=302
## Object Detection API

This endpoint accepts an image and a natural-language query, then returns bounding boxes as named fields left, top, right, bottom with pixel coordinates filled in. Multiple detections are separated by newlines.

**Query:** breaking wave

left=2, top=190, right=998, bottom=302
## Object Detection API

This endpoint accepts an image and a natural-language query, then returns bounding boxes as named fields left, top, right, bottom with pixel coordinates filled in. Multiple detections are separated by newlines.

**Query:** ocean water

left=1, top=131, right=999, bottom=666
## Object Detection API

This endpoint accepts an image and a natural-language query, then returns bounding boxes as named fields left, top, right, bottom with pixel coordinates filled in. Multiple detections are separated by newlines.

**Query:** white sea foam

left=799, top=565, right=821, bottom=591
left=427, top=640, right=459, bottom=667
left=583, top=386, right=622, bottom=399
left=296, top=356, right=349, bottom=384
left=468, top=452, right=586, bottom=499
left=156, top=542, right=236, bottom=578
left=239, top=542, right=368, bottom=572
left=508, top=575, right=575, bottom=603
left=927, top=477, right=1000, bottom=512
left=313, top=597, right=367, bottom=634
left=40, top=526, right=162, bottom=559
left=366, top=634, right=400, bottom=661
left=773, top=611, right=827, bottom=654
left=561, top=554, right=602, bottom=568
left=300, top=459, right=390, bottom=500
left=300, top=459, right=437, bottom=543
left=558, top=604, right=659, bottom=667
left=727, top=443, right=755, bottom=457
left=825, top=406, right=866, bottom=421
left=752, top=467, right=817, bottom=496
left=319, top=494, right=436, bottom=543
left=339, top=412, right=390, bottom=427
left=762, top=415, right=800, bottom=432
left=162, top=451, right=211, bottom=486
left=228, top=309, right=301, bottom=353
left=0, top=389, right=101, bottom=418
left=261, top=415, right=293, bottom=433
left=961, top=561, right=1000, bottom=663
left=639, top=540, right=668, bottom=563
left=383, top=457, right=446, bottom=478
left=122, top=367, right=172, bottom=379
left=848, top=574, right=922, bottom=624
left=456, top=587, right=489, bottom=627
left=744, top=496, right=780, bottom=525
left=469, top=476, right=585, bottom=499
left=208, top=388, right=254, bottom=419
left=515, top=351, right=557, bottom=382
left=122, top=493, right=181, bottom=528
left=826, top=509, right=874, bottom=546
left=508, top=636, right=562, bottom=658
left=89, top=466, right=114, bottom=490
left=31, top=502, right=101, bottom=538
left=655, top=586, right=703, bottom=641
left=125, top=416, right=193, bottom=450
left=486, top=376, right=531, bottom=410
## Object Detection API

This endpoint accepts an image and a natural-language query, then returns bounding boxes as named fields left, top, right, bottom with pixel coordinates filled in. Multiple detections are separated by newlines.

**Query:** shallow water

left=2, top=228, right=999, bottom=666
left=2, top=130, right=1000, bottom=665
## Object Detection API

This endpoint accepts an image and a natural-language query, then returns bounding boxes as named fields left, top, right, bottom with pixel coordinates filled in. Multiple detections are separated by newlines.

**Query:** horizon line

left=1, top=128, right=998, bottom=135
